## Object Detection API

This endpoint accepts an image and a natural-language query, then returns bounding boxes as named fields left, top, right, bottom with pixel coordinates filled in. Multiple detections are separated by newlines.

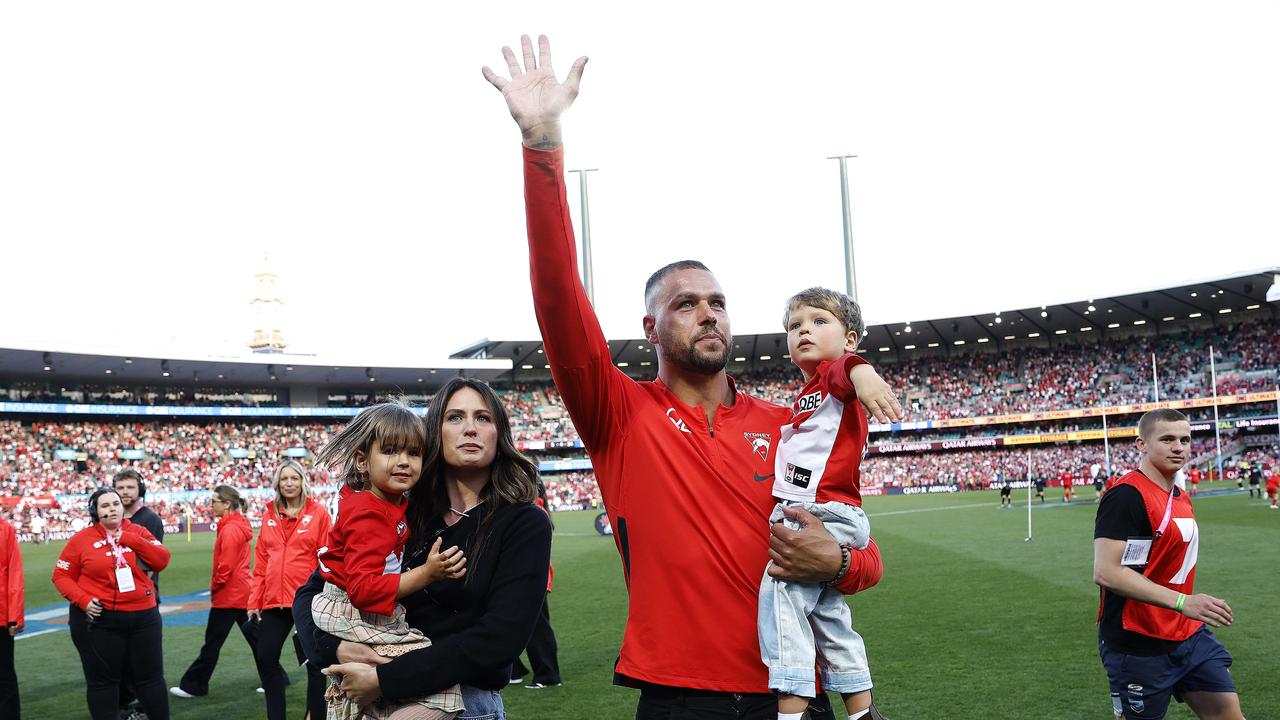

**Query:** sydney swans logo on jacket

left=743, top=432, right=772, bottom=461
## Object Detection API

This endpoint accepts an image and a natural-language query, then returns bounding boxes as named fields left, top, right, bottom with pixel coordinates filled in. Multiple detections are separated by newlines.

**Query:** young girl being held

left=313, top=401, right=467, bottom=720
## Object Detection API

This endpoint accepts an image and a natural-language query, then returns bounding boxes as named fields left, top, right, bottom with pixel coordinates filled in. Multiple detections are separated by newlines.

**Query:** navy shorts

left=1099, top=626, right=1236, bottom=719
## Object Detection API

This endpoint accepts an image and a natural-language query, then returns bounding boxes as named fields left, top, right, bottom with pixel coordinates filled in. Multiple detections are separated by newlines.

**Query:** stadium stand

left=1, top=303, right=1276, bottom=542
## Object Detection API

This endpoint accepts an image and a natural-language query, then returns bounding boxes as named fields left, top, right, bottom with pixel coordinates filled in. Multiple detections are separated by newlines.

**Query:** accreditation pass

left=116, top=566, right=136, bottom=592
left=1121, top=537, right=1152, bottom=567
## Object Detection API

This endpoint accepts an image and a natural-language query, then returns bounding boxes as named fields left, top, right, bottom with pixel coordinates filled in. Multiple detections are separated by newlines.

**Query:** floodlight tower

left=569, top=168, right=599, bottom=305
left=828, top=154, right=858, bottom=303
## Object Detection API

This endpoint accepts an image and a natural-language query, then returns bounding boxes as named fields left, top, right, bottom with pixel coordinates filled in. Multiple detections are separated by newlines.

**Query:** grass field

left=14, top=481, right=1279, bottom=719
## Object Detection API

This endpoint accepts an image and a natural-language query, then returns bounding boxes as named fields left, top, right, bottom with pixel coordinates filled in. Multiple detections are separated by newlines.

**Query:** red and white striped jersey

left=773, top=353, right=869, bottom=506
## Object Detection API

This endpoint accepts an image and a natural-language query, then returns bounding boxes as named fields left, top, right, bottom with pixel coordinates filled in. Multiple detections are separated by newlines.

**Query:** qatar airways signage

left=869, top=437, right=1001, bottom=455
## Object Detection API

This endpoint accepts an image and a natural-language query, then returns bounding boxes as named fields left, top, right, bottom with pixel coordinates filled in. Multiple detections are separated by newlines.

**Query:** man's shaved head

left=645, top=260, right=711, bottom=314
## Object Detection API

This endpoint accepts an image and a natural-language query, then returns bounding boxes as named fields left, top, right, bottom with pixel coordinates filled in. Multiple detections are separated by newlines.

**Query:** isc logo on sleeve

left=795, top=391, right=823, bottom=413
left=784, top=463, right=813, bottom=489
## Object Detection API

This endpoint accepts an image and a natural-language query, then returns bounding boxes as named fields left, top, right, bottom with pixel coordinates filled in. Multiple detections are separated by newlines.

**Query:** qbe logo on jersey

left=795, top=390, right=823, bottom=414
left=784, top=463, right=813, bottom=489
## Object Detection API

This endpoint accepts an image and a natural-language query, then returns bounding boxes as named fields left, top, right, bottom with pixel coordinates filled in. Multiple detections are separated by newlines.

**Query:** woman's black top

left=294, top=501, right=551, bottom=700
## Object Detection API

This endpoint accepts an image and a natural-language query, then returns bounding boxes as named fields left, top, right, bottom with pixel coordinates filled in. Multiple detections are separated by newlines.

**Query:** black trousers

left=635, top=685, right=835, bottom=720
left=255, top=607, right=325, bottom=720
left=511, top=594, right=561, bottom=685
left=0, top=630, right=18, bottom=720
left=67, top=605, right=169, bottom=720
left=178, top=607, right=272, bottom=696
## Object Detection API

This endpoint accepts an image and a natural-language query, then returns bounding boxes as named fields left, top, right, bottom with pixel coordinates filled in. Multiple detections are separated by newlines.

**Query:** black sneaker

left=524, top=682, right=562, bottom=689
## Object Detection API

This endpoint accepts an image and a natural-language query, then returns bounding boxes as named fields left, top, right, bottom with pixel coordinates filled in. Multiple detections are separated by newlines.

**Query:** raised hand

left=482, top=34, right=587, bottom=149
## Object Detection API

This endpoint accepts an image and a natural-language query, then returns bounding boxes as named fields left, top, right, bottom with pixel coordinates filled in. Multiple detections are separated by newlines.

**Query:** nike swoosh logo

left=754, top=473, right=774, bottom=483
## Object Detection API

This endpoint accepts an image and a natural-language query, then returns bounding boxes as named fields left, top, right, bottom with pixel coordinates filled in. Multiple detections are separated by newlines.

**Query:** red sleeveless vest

left=1108, top=471, right=1203, bottom=642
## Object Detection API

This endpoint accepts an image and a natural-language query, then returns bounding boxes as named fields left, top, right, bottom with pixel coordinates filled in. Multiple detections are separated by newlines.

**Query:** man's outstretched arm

left=483, top=36, right=633, bottom=462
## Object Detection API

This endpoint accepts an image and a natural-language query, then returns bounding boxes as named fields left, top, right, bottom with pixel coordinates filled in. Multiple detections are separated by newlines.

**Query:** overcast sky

left=1, top=1, right=1276, bottom=364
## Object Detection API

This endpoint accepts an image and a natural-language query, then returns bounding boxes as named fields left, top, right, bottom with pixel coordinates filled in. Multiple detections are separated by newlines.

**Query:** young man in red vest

left=1093, top=409, right=1243, bottom=719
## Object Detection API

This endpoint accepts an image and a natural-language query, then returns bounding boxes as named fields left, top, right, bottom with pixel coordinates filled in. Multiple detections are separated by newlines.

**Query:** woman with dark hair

left=52, top=487, right=171, bottom=720
left=251, top=461, right=332, bottom=720
left=171, top=485, right=272, bottom=699
left=296, top=379, right=552, bottom=720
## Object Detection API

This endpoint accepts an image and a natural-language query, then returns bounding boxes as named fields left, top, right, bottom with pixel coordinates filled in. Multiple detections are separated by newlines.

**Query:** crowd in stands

left=862, top=444, right=1143, bottom=489
left=0, top=419, right=337, bottom=497
left=5, top=321, right=1274, bottom=427
left=543, top=471, right=601, bottom=511
left=2, top=410, right=1272, bottom=541
left=734, top=321, right=1278, bottom=419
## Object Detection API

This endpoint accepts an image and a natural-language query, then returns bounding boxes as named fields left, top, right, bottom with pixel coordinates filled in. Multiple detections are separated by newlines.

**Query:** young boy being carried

left=759, top=287, right=888, bottom=720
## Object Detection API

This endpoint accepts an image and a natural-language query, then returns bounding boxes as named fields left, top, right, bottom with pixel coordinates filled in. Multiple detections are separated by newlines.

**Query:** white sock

left=849, top=710, right=870, bottom=720
left=778, top=713, right=804, bottom=720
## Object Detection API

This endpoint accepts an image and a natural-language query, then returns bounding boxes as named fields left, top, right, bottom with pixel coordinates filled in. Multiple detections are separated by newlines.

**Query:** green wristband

left=1175, top=593, right=1186, bottom=613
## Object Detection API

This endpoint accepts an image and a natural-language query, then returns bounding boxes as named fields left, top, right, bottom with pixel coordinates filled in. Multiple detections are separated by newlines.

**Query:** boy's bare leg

left=779, top=694, right=809, bottom=717
left=843, top=690, right=872, bottom=717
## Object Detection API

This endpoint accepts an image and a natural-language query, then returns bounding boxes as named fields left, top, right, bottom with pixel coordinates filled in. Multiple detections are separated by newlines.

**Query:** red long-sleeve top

left=0, top=518, right=22, bottom=627
left=52, top=520, right=170, bottom=612
left=317, top=486, right=409, bottom=616
left=250, top=498, right=330, bottom=610
left=523, top=145, right=882, bottom=693
left=210, top=511, right=253, bottom=609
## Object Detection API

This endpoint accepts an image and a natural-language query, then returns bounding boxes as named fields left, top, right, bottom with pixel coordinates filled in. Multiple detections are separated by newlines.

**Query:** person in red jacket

left=53, top=487, right=172, bottom=720
left=0, top=514, right=23, bottom=720
left=248, top=460, right=332, bottom=720
left=171, top=485, right=273, bottom=699
left=483, top=36, right=894, bottom=720
left=1266, top=465, right=1279, bottom=509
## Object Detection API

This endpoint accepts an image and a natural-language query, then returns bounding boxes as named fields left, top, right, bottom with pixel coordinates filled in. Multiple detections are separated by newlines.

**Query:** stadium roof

left=0, top=345, right=512, bottom=390
left=2, top=268, right=1274, bottom=390
left=456, top=267, right=1280, bottom=380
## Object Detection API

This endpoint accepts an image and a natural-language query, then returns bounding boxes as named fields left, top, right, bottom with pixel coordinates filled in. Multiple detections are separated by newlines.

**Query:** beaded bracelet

left=825, top=547, right=853, bottom=586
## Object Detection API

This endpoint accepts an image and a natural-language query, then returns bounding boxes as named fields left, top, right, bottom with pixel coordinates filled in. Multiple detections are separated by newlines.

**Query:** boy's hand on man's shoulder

left=849, top=364, right=903, bottom=424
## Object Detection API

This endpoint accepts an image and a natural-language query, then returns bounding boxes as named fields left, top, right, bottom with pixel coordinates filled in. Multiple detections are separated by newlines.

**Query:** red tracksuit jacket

left=210, top=511, right=253, bottom=609
left=0, top=518, right=22, bottom=628
left=250, top=498, right=331, bottom=610
left=523, top=145, right=883, bottom=693
left=52, top=521, right=170, bottom=612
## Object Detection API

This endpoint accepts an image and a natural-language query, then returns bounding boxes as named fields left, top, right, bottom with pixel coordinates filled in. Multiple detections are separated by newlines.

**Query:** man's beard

left=658, top=326, right=731, bottom=376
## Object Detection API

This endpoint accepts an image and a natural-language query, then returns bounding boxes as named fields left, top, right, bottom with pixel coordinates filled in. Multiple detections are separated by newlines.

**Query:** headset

left=87, top=486, right=118, bottom=524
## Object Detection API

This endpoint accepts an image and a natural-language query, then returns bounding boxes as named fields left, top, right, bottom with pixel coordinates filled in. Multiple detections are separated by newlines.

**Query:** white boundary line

left=14, top=629, right=59, bottom=641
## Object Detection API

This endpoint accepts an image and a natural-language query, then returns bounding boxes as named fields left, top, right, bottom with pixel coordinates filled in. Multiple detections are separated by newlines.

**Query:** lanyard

left=1155, top=487, right=1176, bottom=539
left=104, top=529, right=129, bottom=568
